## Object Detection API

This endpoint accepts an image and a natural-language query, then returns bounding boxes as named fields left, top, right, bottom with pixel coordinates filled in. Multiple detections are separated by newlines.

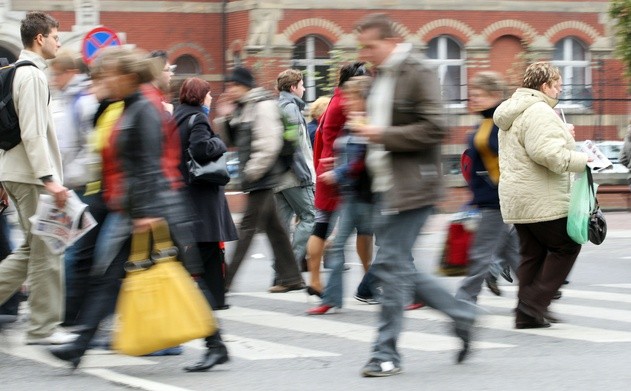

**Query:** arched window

left=552, top=37, right=591, bottom=107
left=292, top=35, right=331, bottom=102
left=425, top=35, right=466, bottom=105
left=173, top=54, right=200, bottom=75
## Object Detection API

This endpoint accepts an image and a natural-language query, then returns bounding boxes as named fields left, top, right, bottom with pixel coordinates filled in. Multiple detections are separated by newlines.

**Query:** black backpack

left=0, top=59, right=36, bottom=151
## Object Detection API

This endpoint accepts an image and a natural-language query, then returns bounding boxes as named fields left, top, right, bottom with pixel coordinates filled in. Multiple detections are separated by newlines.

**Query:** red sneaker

left=306, top=305, right=335, bottom=315
left=405, top=302, right=425, bottom=311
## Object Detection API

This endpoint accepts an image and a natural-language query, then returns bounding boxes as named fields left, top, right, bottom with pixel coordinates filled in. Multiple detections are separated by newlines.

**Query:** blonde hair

left=93, top=46, right=160, bottom=85
left=309, top=96, right=331, bottom=121
left=522, top=61, right=561, bottom=90
left=470, top=71, right=508, bottom=99
left=49, top=49, right=83, bottom=72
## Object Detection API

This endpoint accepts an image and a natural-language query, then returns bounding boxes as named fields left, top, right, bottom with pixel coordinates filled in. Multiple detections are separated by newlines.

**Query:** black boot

left=183, top=344, right=229, bottom=372
left=49, top=343, right=83, bottom=369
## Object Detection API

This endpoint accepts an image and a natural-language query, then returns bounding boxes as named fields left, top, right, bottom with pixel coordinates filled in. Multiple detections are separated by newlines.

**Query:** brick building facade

left=0, top=0, right=629, bottom=211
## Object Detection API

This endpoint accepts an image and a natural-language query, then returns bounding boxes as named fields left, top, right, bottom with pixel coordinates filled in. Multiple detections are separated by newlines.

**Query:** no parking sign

left=81, top=27, right=122, bottom=64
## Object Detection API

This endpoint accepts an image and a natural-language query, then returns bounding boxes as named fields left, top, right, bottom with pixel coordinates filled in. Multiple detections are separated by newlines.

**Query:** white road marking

left=501, top=285, right=631, bottom=304
left=479, top=295, right=631, bottom=324
left=221, top=305, right=512, bottom=352
left=236, top=291, right=631, bottom=343
left=593, top=283, right=631, bottom=289
left=183, top=334, right=340, bottom=360
left=83, top=368, right=194, bottom=391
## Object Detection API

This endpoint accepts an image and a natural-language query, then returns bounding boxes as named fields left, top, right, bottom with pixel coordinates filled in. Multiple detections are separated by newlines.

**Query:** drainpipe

left=222, top=0, right=227, bottom=90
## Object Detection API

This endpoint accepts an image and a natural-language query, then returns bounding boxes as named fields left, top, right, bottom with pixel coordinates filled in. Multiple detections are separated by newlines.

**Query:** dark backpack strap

left=187, top=113, right=198, bottom=133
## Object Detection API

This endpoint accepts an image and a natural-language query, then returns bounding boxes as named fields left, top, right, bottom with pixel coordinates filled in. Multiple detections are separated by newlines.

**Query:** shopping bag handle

left=126, top=219, right=177, bottom=271
left=585, top=166, right=599, bottom=212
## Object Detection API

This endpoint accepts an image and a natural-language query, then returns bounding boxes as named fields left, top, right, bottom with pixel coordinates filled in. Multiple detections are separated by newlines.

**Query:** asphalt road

left=1, top=212, right=630, bottom=391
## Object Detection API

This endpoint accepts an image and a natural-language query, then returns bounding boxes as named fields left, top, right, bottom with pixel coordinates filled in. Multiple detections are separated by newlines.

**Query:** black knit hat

left=226, top=67, right=256, bottom=88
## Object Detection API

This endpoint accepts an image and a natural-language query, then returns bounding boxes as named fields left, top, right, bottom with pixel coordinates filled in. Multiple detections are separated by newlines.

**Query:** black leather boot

left=183, top=344, right=229, bottom=372
left=49, top=343, right=83, bottom=369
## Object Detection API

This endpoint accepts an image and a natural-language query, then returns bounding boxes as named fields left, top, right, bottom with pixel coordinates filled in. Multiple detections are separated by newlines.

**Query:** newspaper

left=29, top=190, right=97, bottom=254
left=581, top=140, right=614, bottom=171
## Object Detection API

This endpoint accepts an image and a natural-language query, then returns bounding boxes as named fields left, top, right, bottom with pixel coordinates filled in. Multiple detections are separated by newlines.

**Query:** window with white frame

left=292, top=35, right=331, bottom=103
left=552, top=37, right=592, bottom=108
left=425, top=35, right=466, bottom=106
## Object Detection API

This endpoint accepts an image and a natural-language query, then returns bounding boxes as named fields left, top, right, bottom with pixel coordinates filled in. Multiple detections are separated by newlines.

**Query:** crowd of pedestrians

left=0, top=10, right=597, bottom=379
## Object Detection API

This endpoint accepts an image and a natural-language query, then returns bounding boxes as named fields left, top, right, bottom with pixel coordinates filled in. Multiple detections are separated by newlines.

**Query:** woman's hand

left=216, top=94, right=235, bottom=117
left=133, top=217, right=163, bottom=232
left=318, top=170, right=337, bottom=185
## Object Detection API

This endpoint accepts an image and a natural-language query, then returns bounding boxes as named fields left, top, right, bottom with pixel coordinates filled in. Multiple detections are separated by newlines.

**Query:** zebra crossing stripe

left=479, top=295, right=631, bottom=324
left=221, top=305, right=512, bottom=352
left=0, top=332, right=156, bottom=368
left=499, top=285, right=631, bottom=304
left=183, top=334, right=340, bottom=360
left=234, top=291, right=631, bottom=343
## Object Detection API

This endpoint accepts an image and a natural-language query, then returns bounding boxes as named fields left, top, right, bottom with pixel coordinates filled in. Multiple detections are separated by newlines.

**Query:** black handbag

left=185, top=114, right=230, bottom=186
left=586, top=168, right=607, bottom=245
left=187, top=150, right=230, bottom=186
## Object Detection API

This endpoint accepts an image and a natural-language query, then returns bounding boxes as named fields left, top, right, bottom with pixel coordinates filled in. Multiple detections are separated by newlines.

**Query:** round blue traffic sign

left=82, top=27, right=121, bottom=64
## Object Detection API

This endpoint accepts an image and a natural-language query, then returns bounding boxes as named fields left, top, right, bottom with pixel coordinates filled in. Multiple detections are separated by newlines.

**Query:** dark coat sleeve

left=188, top=115, right=227, bottom=164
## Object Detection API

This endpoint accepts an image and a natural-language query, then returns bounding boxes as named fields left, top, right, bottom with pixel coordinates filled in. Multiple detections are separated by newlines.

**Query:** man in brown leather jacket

left=350, top=13, right=477, bottom=377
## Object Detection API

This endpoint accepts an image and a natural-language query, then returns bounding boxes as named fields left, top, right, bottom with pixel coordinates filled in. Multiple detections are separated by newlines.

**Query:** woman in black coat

left=173, top=77, right=238, bottom=311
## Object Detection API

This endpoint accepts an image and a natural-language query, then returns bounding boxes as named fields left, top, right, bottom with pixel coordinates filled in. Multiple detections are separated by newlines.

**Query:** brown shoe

left=268, top=282, right=305, bottom=293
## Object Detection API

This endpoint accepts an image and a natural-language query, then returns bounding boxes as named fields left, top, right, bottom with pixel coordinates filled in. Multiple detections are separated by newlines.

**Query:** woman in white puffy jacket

left=493, top=62, right=589, bottom=329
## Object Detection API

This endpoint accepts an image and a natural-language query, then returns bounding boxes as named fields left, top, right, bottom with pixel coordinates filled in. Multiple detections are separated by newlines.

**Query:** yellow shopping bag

left=112, top=220, right=216, bottom=356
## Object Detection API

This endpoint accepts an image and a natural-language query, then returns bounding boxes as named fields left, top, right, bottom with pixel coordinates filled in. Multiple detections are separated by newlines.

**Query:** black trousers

left=63, top=191, right=110, bottom=326
left=514, top=218, right=581, bottom=318
left=225, top=189, right=302, bottom=288
left=198, top=242, right=227, bottom=309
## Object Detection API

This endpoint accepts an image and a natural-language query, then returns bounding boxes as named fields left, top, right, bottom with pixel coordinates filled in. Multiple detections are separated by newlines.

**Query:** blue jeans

left=369, top=205, right=475, bottom=365
left=455, top=208, right=520, bottom=303
left=275, top=185, right=315, bottom=263
left=321, top=197, right=374, bottom=308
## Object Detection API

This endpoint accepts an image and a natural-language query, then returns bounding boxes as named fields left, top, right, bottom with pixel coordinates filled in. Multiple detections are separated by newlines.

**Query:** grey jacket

left=275, top=90, right=315, bottom=191
left=221, top=88, right=286, bottom=192
left=369, top=47, right=447, bottom=213
left=52, top=74, right=99, bottom=188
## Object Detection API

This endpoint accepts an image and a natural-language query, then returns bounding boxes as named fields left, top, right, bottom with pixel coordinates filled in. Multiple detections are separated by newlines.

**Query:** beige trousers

left=0, top=181, right=63, bottom=338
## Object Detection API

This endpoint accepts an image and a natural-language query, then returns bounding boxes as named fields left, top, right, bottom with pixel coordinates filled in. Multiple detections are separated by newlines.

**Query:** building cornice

left=12, top=0, right=609, bottom=14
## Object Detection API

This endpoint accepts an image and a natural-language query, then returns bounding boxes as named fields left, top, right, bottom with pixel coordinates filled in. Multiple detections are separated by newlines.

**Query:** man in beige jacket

left=0, top=11, right=73, bottom=345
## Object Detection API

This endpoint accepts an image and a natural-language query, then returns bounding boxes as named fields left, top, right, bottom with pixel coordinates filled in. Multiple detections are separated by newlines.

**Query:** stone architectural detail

left=0, top=0, right=9, bottom=22
left=481, top=19, right=538, bottom=44
left=74, top=0, right=99, bottom=27
left=247, top=8, right=282, bottom=49
left=283, top=18, right=345, bottom=43
left=543, top=20, right=601, bottom=44
left=168, top=42, right=214, bottom=73
left=391, top=21, right=414, bottom=42
left=417, top=19, right=476, bottom=44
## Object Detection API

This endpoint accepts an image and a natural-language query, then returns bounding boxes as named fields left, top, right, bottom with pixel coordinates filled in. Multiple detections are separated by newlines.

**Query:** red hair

left=179, top=77, right=210, bottom=106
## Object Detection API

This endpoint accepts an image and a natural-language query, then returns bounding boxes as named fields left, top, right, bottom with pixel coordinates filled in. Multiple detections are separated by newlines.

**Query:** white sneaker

left=26, top=330, right=78, bottom=345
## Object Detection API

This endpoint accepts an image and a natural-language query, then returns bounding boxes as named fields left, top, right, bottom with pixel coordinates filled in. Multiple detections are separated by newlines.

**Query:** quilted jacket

left=494, top=88, right=588, bottom=223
